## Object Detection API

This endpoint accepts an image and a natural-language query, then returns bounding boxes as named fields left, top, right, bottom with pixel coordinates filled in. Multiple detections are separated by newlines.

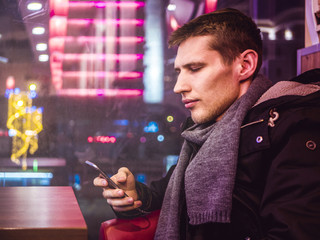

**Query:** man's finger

left=93, top=176, right=107, bottom=187
left=114, top=167, right=131, bottom=183
left=112, top=200, right=143, bottom=212
left=102, top=188, right=125, bottom=198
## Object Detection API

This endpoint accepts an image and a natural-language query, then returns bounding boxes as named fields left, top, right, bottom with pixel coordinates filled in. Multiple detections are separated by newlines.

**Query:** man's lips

left=182, top=99, right=198, bottom=109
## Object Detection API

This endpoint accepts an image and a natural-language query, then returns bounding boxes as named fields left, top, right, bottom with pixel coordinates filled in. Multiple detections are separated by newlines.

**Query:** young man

left=94, top=8, right=320, bottom=239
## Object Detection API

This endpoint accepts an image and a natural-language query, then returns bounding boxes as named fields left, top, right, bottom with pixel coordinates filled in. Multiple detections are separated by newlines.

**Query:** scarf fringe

left=188, top=210, right=231, bottom=225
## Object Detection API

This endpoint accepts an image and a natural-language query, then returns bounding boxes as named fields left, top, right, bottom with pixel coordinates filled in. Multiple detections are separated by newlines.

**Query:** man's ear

left=238, top=49, right=258, bottom=81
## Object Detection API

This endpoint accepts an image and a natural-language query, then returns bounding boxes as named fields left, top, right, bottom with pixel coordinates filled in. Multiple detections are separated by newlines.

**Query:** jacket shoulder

left=240, top=90, right=320, bottom=157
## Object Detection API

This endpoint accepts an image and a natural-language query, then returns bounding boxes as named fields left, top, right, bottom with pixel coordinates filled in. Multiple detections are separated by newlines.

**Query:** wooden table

left=0, top=186, right=87, bottom=240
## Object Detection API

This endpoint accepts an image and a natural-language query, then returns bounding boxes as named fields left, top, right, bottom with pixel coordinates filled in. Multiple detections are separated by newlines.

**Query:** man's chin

left=191, top=113, right=218, bottom=125
left=191, top=115, right=208, bottom=125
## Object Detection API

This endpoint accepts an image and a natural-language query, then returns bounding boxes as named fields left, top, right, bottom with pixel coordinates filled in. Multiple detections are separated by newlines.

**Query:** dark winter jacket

left=120, top=69, right=320, bottom=239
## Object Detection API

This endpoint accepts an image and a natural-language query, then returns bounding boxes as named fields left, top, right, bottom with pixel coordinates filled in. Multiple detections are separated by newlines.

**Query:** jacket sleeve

left=260, top=107, right=320, bottom=239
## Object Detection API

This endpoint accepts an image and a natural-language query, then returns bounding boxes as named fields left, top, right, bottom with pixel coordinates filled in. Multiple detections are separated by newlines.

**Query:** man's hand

left=93, top=167, right=142, bottom=212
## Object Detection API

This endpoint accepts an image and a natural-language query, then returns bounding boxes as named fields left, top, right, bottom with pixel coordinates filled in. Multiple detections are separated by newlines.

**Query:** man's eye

left=190, top=67, right=201, bottom=72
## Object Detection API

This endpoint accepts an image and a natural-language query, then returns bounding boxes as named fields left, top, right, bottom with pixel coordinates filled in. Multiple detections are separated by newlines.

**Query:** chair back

left=99, top=210, right=160, bottom=240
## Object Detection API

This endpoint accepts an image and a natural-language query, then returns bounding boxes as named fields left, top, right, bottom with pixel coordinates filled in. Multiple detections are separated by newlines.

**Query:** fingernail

left=117, top=190, right=123, bottom=196
left=102, top=180, right=107, bottom=186
left=136, top=202, right=142, bottom=207
left=127, top=198, right=134, bottom=203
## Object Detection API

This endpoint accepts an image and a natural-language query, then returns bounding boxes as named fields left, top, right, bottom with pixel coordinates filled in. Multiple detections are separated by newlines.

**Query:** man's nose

left=173, top=73, right=189, bottom=94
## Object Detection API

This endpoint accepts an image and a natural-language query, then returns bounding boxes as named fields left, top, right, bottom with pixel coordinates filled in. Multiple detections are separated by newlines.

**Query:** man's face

left=173, top=35, right=243, bottom=124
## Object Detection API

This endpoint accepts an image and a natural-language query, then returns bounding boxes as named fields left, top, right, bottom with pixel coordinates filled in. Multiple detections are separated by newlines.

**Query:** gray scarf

left=155, top=75, right=272, bottom=239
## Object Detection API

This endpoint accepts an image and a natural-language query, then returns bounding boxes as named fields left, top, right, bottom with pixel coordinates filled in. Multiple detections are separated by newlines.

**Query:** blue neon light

left=144, top=121, right=159, bottom=133
left=136, top=174, right=146, bottom=184
left=113, top=119, right=129, bottom=126
left=0, top=172, right=53, bottom=179
left=14, top=88, right=20, bottom=94
left=29, top=90, right=37, bottom=99
left=157, top=135, right=164, bottom=142
left=8, top=129, right=17, bottom=137
left=5, top=89, right=13, bottom=98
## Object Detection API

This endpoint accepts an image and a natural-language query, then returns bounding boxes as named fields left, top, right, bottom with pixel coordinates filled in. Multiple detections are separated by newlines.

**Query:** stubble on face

left=174, top=36, right=241, bottom=125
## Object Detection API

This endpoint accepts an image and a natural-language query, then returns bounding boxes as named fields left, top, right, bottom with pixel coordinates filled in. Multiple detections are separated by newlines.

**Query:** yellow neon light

left=7, top=92, right=43, bottom=168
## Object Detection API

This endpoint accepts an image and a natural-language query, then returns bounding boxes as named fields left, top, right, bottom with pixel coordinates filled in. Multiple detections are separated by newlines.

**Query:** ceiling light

left=284, top=29, right=293, bottom=41
left=36, top=43, right=47, bottom=51
left=32, top=27, right=45, bottom=35
left=29, top=83, right=37, bottom=91
left=268, top=30, right=276, bottom=40
left=167, top=4, right=176, bottom=11
left=27, top=2, right=43, bottom=11
left=38, top=54, right=49, bottom=62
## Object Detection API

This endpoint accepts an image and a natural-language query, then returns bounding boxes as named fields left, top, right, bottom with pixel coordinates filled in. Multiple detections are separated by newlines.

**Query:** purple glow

left=140, top=136, right=146, bottom=143
left=57, top=36, right=144, bottom=44
left=68, top=19, right=144, bottom=26
left=95, top=2, right=105, bottom=8
left=69, top=1, right=145, bottom=8
left=61, top=53, right=143, bottom=61
left=62, top=71, right=143, bottom=79
left=96, top=89, right=104, bottom=96
left=56, top=89, right=143, bottom=97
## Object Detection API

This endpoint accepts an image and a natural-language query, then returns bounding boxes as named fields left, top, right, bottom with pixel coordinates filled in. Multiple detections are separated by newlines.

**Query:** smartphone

left=85, top=160, right=129, bottom=197
left=85, top=160, right=150, bottom=214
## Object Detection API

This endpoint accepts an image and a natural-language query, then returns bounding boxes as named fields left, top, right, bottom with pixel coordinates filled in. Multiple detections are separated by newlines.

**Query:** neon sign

left=144, top=121, right=159, bottom=133
left=7, top=91, right=43, bottom=169
left=87, top=136, right=116, bottom=144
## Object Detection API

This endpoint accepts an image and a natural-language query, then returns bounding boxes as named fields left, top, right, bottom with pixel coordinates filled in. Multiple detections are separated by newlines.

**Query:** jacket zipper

left=241, top=119, right=264, bottom=129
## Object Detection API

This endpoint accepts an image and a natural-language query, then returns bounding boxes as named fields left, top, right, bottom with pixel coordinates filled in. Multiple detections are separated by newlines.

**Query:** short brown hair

left=168, top=8, right=262, bottom=78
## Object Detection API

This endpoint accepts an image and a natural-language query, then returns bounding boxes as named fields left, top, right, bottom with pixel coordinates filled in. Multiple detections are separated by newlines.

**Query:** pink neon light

left=49, top=16, right=67, bottom=37
left=50, top=0, right=145, bottom=17
left=69, top=1, right=145, bottom=8
left=49, top=38, right=65, bottom=52
left=62, top=71, right=143, bottom=79
left=170, top=16, right=180, bottom=31
left=50, top=0, right=69, bottom=17
left=88, top=136, right=117, bottom=144
left=56, top=89, right=143, bottom=97
left=60, top=53, right=143, bottom=61
left=67, top=19, right=144, bottom=26
left=52, top=76, right=63, bottom=90
left=6, top=76, right=15, bottom=89
left=54, top=36, right=144, bottom=44
left=0, top=130, right=9, bottom=137
left=205, top=0, right=218, bottom=13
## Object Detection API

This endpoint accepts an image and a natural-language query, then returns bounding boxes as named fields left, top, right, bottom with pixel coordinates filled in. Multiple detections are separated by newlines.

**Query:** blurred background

left=0, top=0, right=308, bottom=239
